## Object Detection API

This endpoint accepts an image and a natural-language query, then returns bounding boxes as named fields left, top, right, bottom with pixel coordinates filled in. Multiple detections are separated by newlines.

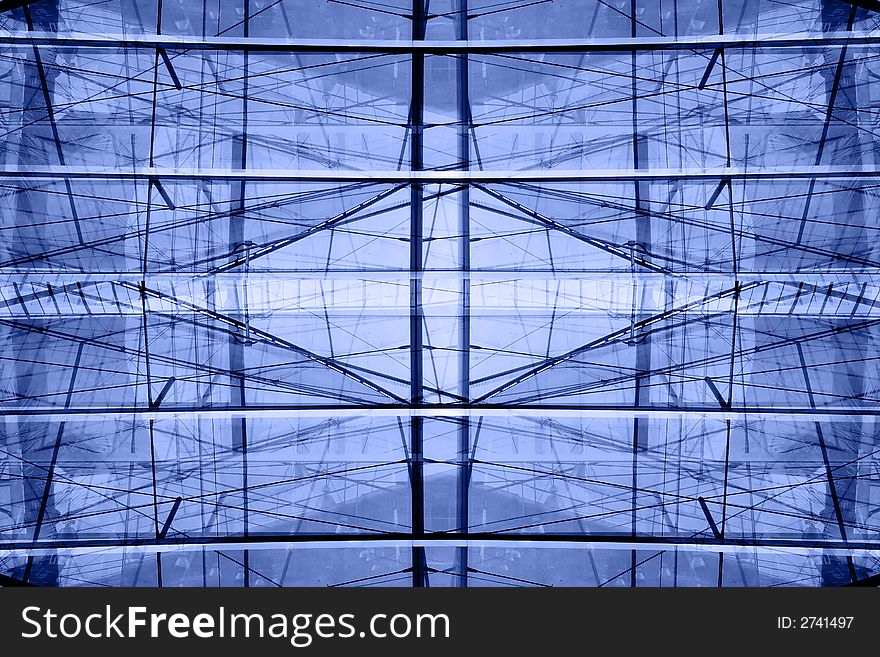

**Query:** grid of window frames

left=0, top=0, right=879, bottom=587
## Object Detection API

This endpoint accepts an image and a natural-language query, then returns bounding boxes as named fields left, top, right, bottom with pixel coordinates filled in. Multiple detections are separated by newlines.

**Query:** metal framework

left=1, top=0, right=880, bottom=587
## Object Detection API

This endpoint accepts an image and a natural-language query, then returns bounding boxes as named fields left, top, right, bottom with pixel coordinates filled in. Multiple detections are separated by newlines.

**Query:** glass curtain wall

left=0, top=0, right=879, bottom=586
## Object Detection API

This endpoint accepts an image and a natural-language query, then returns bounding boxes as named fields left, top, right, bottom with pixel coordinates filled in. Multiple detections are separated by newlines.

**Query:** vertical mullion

left=231, top=0, right=251, bottom=587
left=146, top=0, right=163, bottom=587
left=629, top=0, right=652, bottom=588
left=410, top=0, right=426, bottom=588
left=456, top=0, right=470, bottom=588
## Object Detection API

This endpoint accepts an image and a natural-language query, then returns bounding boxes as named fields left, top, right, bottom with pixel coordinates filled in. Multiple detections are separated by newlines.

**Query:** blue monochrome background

left=0, top=0, right=879, bottom=587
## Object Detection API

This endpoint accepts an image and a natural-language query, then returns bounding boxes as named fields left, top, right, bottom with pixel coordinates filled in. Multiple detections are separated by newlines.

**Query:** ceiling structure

left=0, top=0, right=879, bottom=587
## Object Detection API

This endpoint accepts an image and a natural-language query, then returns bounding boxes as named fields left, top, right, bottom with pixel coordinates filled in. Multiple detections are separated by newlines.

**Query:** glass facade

left=1, top=0, right=879, bottom=587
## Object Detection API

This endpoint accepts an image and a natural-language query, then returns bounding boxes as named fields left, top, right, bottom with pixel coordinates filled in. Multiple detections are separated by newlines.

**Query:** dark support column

left=229, top=132, right=249, bottom=587
left=229, top=0, right=250, bottom=586
left=455, top=0, right=470, bottom=588
left=629, top=4, right=652, bottom=584
left=146, top=0, right=164, bottom=587
left=630, top=132, right=652, bottom=587
left=229, top=131, right=248, bottom=454
left=410, top=0, right=427, bottom=588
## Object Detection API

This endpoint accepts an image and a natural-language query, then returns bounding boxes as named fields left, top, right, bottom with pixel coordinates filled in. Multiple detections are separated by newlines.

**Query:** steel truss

left=0, top=0, right=879, bottom=588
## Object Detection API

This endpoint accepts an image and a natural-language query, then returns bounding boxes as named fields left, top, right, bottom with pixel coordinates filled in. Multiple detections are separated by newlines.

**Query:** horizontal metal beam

left=1, top=29, right=879, bottom=53
left=1, top=271, right=880, bottom=282
left=3, top=276, right=878, bottom=317
left=1, top=532, right=879, bottom=559
left=1, top=165, right=879, bottom=183
left=2, top=404, right=880, bottom=420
